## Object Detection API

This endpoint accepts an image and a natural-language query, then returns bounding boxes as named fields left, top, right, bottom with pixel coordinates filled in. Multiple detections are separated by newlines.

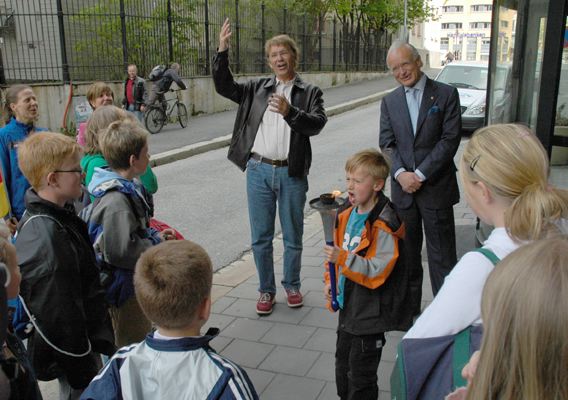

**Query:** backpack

left=148, top=64, right=166, bottom=81
left=390, top=248, right=500, bottom=400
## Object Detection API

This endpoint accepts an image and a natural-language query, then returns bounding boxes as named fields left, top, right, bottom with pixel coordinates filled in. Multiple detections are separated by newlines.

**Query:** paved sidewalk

left=204, top=140, right=479, bottom=399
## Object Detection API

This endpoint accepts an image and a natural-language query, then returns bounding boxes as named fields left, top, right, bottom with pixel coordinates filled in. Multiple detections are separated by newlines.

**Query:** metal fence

left=0, top=0, right=392, bottom=84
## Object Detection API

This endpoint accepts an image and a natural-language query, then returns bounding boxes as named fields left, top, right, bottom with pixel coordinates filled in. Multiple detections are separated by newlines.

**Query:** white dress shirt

left=251, top=77, right=294, bottom=160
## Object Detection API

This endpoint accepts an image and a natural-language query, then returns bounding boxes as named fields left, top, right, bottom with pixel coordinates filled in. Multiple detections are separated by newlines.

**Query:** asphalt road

left=151, top=102, right=381, bottom=270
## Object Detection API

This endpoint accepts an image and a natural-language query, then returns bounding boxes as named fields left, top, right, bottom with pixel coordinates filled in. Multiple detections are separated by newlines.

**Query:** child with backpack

left=84, top=119, right=176, bottom=347
left=14, top=132, right=115, bottom=399
left=323, top=149, right=412, bottom=400
left=405, top=124, right=568, bottom=339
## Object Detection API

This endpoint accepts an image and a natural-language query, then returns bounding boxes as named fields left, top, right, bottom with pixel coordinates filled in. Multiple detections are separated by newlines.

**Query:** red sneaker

left=285, top=288, right=303, bottom=308
left=256, top=292, right=276, bottom=315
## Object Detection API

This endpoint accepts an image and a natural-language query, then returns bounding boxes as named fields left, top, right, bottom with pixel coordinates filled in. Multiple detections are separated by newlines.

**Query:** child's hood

left=88, top=167, right=138, bottom=198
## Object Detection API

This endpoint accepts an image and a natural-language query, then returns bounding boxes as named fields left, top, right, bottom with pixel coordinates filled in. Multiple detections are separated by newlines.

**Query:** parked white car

left=435, top=62, right=489, bottom=132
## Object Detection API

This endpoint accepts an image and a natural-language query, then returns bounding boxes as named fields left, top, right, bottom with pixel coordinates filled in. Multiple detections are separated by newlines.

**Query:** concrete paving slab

left=261, top=374, right=326, bottom=400
left=299, top=266, right=326, bottom=278
left=302, top=255, right=327, bottom=267
left=225, top=284, right=260, bottom=300
left=244, top=368, right=276, bottom=395
left=300, top=307, right=339, bottom=329
left=222, top=299, right=261, bottom=320
left=302, top=290, right=328, bottom=308
left=378, top=360, right=395, bottom=393
left=259, top=304, right=313, bottom=325
left=303, top=327, right=337, bottom=353
left=221, top=318, right=275, bottom=341
left=220, top=339, right=275, bottom=368
left=211, top=284, right=232, bottom=303
left=317, top=382, right=340, bottom=400
left=211, top=296, right=237, bottom=314
left=259, top=346, right=321, bottom=376
left=205, top=313, right=235, bottom=332
left=209, top=335, right=233, bottom=353
left=260, top=322, right=317, bottom=348
left=306, top=352, right=336, bottom=382
left=301, top=277, right=327, bottom=292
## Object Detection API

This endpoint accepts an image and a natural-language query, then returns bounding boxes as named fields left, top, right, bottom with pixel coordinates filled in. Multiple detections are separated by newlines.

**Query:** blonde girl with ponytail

left=405, top=124, right=568, bottom=339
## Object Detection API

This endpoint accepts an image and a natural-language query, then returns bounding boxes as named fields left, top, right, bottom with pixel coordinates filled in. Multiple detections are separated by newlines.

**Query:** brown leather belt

left=250, top=152, right=288, bottom=167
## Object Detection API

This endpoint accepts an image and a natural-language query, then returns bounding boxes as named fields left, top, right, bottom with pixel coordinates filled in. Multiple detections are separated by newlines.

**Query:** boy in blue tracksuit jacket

left=81, top=240, right=259, bottom=400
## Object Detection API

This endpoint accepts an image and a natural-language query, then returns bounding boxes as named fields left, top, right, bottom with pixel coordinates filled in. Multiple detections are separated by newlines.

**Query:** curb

left=150, top=88, right=394, bottom=168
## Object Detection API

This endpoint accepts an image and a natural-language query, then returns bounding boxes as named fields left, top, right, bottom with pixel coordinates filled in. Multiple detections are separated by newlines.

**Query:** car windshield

left=436, top=65, right=488, bottom=90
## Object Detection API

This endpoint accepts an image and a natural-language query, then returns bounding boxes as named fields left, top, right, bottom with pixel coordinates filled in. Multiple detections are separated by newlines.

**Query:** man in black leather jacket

left=213, top=18, right=327, bottom=315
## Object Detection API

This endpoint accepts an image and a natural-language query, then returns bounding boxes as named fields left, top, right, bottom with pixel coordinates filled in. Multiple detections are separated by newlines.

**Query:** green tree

left=71, top=0, right=200, bottom=81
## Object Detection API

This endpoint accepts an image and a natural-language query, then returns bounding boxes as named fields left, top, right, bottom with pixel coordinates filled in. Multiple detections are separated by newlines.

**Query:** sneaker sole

left=287, top=300, right=303, bottom=308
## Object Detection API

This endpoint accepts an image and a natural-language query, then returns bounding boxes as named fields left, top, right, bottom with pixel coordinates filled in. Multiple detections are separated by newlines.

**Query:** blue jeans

left=246, top=158, right=308, bottom=294
left=127, top=104, right=143, bottom=122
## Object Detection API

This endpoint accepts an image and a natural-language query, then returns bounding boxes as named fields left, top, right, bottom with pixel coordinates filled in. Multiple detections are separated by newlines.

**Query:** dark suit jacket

left=379, top=77, right=461, bottom=209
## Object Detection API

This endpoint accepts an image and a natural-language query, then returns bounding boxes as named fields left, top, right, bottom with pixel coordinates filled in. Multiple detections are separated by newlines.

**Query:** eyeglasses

left=54, top=169, right=84, bottom=175
left=469, top=155, right=481, bottom=171
left=389, top=61, right=414, bottom=75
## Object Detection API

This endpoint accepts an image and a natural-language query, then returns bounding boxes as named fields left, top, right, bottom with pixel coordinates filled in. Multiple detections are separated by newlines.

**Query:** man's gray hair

left=387, top=40, right=420, bottom=61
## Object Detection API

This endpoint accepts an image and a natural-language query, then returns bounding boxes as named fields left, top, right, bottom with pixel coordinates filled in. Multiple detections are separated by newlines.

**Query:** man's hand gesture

left=219, top=18, right=232, bottom=52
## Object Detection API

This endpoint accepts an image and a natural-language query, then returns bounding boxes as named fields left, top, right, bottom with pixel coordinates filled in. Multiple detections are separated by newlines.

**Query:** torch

left=309, top=191, right=344, bottom=312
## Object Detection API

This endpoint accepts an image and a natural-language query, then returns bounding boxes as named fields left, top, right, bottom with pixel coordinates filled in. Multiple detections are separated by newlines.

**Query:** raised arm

left=212, top=19, right=245, bottom=104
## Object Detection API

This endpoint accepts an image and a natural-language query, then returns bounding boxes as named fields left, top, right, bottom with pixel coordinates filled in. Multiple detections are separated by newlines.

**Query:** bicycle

left=144, top=89, right=189, bottom=134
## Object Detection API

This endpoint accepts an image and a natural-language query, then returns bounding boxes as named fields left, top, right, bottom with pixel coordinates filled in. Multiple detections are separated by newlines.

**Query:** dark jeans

left=336, top=330, right=386, bottom=400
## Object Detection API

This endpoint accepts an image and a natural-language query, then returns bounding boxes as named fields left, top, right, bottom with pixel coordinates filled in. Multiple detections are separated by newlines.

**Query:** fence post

left=301, top=14, right=306, bottom=71
left=167, top=0, right=173, bottom=61
left=235, top=0, right=240, bottom=74
left=332, top=16, right=336, bottom=72
left=261, top=2, right=265, bottom=74
left=119, top=0, right=128, bottom=72
left=55, top=0, right=70, bottom=82
left=204, top=0, right=210, bottom=75
left=318, top=13, right=322, bottom=70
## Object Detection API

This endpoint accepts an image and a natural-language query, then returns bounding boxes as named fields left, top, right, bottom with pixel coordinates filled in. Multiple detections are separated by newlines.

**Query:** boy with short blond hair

left=84, top=120, right=175, bottom=347
left=323, top=148, right=413, bottom=400
left=81, top=240, right=259, bottom=400
left=15, top=132, right=115, bottom=399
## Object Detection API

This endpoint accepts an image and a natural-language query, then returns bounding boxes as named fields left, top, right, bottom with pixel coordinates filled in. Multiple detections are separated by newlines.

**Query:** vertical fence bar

left=283, top=7, right=287, bottom=34
left=301, top=14, right=306, bottom=71
left=120, top=0, right=128, bottom=71
left=235, top=0, right=240, bottom=74
left=55, top=0, right=70, bottom=82
left=332, top=17, right=337, bottom=71
left=318, top=13, right=322, bottom=70
left=204, top=0, right=210, bottom=75
left=167, top=0, right=173, bottom=62
left=261, top=2, right=265, bottom=73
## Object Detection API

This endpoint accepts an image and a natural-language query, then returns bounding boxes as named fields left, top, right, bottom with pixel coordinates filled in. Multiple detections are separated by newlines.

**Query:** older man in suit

left=379, top=41, right=461, bottom=313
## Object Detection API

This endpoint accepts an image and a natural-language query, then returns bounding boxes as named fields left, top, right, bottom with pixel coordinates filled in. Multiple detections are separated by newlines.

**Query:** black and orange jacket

left=324, top=192, right=415, bottom=335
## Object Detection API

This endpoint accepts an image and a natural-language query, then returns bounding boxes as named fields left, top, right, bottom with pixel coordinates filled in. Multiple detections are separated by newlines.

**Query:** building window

left=442, top=23, right=463, bottom=29
left=441, top=37, right=449, bottom=51
left=471, top=4, right=492, bottom=12
left=470, top=22, right=491, bottom=29
left=467, top=37, right=478, bottom=61
left=442, top=5, right=463, bottom=12
left=501, top=20, right=509, bottom=28
left=481, top=38, right=491, bottom=54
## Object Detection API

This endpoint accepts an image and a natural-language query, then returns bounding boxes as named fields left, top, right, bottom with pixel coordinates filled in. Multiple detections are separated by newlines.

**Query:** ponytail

left=506, top=184, right=568, bottom=241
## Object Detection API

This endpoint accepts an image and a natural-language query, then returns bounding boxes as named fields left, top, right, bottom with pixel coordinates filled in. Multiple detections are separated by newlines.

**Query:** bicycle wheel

left=144, top=107, right=166, bottom=134
left=177, top=103, right=189, bottom=128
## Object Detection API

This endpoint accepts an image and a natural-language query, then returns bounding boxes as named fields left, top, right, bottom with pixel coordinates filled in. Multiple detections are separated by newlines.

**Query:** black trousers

left=396, top=201, right=457, bottom=312
left=335, top=330, right=386, bottom=400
